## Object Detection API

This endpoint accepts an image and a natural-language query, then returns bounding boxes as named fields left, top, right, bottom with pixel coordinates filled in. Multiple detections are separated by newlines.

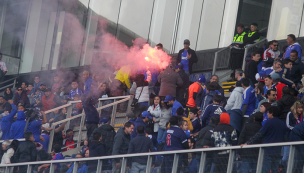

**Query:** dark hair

left=213, top=95, right=222, bottom=103
left=34, top=76, right=40, bottom=79
left=156, top=43, right=163, bottom=48
left=241, top=78, right=250, bottom=87
left=136, top=125, right=145, bottom=134
left=282, top=86, right=290, bottom=95
left=169, top=116, right=179, bottom=126
left=22, top=82, right=28, bottom=86
left=152, top=96, right=160, bottom=106
left=190, top=108, right=199, bottom=116
left=251, top=51, right=259, bottom=57
left=28, top=83, right=34, bottom=86
left=66, top=129, right=73, bottom=134
left=266, top=89, right=276, bottom=97
left=124, top=122, right=134, bottom=128
left=10, top=140, right=19, bottom=151
left=235, top=81, right=242, bottom=87
left=71, top=81, right=78, bottom=84
left=267, top=106, right=280, bottom=117
left=145, top=128, right=153, bottom=135
left=251, top=22, right=258, bottom=27
left=290, top=88, right=299, bottom=97
left=271, top=40, right=278, bottom=44
left=261, top=102, right=271, bottom=110
left=35, top=88, right=41, bottom=92
left=24, top=132, right=33, bottom=141
left=264, top=75, right=272, bottom=80
left=288, top=34, right=296, bottom=41
left=207, top=82, right=218, bottom=91
left=73, top=94, right=80, bottom=98
left=76, top=153, right=84, bottom=158
left=210, top=116, right=220, bottom=125
left=254, top=112, right=263, bottom=122
left=176, top=107, right=184, bottom=116
left=53, top=144, right=61, bottom=153
left=236, top=23, right=244, bottom=28
left=93, top=132, right=102, bottom=140
left=283, top=59, right=293, bottom=65
left=291, top=50, right=298, bottom=56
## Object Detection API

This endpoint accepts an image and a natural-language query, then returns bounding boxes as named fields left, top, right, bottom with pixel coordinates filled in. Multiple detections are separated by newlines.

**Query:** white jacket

left=1, top=148, right=14, bottom=164
left=147, top=104, right=161, bottom=132
left=225, top=87, right=244, bottom=110
left=130, top=82, right=149, bottom=103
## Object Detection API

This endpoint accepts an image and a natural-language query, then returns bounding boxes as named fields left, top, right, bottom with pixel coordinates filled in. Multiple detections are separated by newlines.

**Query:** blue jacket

left=34, top=82, right=41, bottom=91
left=258, top=66, right=273, bottom=78
left=10, top=111, right=26, bottom=139
left=171, top=100, right=183, bottom=116
left=284, top=42, right=302, bottom=59
left=128, top=133, right=155, bottom=165
left=131, top=118, right=146, bottom=139
left=278, top=67, right=294, bottom=86
left=1, top=103, right=17, bottom=140
left=201, top=90, right=221, bottom=110
left=81, top=90, right=101, bottom=124
left=27, top=120, right=42, bottom=142
left=83, top=77, right=96, bottom=95
left=66, top=164, right=88, bottom=173
left=201, top=103, right=226, bottom=128
left=289, top=121, right=304, bottom=141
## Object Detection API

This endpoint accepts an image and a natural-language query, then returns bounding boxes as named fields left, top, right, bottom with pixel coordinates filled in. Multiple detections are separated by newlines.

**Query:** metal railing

left=0, top=77, right=17, bottom=91
left=242, top=38, right=268, bottom=70
left=47, top=95, right=133, bottom=153
left=212, top=46, right=231, bottom=75
left=1, top=141, right=304, bottom=173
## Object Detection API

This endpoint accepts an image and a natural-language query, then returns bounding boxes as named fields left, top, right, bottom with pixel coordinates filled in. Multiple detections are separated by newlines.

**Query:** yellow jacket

left=167, top=116, right=193, bottom=132
left=115, top=65, right=131, bottom=89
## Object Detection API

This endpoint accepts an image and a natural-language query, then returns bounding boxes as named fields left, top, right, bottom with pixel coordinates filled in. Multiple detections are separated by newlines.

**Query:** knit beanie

left=220, top=113, right=230, bottom=124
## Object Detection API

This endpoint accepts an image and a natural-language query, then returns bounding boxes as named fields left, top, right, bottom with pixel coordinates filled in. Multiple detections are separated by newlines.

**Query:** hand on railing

left=240, top=143, right=247, bottom=148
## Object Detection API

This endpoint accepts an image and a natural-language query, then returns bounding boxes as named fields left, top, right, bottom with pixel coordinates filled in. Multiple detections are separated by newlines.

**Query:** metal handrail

left=2, top=140, right=304, bottom=167
left=0, top=77, right=17, bottom=85
left=0, top=138, right=25, bottom=143
left=242, top=38, right=267, bottom=70
left=212, top=46, right=230, bottom=74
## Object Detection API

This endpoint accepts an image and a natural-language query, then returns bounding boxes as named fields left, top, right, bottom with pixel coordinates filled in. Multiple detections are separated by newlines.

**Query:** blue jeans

left=157, top=128, right=167, bottom=142
left=242, top=157, right=257, bottom=173
left=262, top=154, right=280, bottom=173
left=130, top=162, right=146, bottom=173
left=281, top=146, right=289, bottom=170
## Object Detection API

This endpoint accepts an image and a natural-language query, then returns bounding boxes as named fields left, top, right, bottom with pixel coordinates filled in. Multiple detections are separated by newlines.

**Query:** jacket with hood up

left=10, top=111, right=26, bottom=139
left=1, top=103, right=17, bottom=140
left=112, top=128, right=131, bottom=162
left=277, top=94, right=296, bottom=121
left=88, top=141, right=106, bottom=172
left=290, top=57, right=304, bottom=84
left=89, top=124, right=116, bottom=155
left=81, top=90, right=102, bottom=124
left=196, top=123, right=217, bottom=148
left=13, top=140, right=37, bottom=163
left=225, top=87, right=244, bottom=110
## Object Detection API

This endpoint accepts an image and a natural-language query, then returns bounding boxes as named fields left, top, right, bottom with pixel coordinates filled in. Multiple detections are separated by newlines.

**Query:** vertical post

left=172, top=153, right=180, bottom=173
left=49, top=163, right=55, bottom=173
left=226, top=149, right=235, bottom=173
left=120, top=157, right=127, bottom=173
left=256, top=147, right=265, bottom=173
left=48, top=123, right=55, bottom=153
left=65, top=105, right=73, bottom=131
left=242, top=47, right=248, bottom=71
left=170, top=0, right=182, bottom=54
left=198, top=151, right=207, bottom=173
left=96, top=159, right=103, bottom=173
left=146, top=155, right=153, bottom=173
left=72, top=161, right=79, bottom=173
left=286, top=145, right=295, bottom=173
left=13, top=79, right=16, bottom=89
left=4, top=166, right=9, bottom=173
left=0, top=0, right=7, bottom=49
left=98, top=99, right=102, bottom=114
left=77, top=114, right=85, bottom=148
left=110, top=99, right=117, bottom=126
left=213, top=52, right=218, bottom=75
left=27, top=164, right=32, bottom=173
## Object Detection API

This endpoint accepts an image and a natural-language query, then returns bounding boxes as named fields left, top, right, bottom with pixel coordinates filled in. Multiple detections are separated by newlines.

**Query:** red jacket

left=274, top=82, right=287, bottom=100
left=42, top=94, right=57, bottom=111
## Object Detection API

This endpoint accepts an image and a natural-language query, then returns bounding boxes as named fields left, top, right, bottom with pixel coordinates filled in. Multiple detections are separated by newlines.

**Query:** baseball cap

left=100, top=118, right=109, bottom=124
left=184, top=39, right=190, bottom=44
left=164, top=95, right=174, bottom=103
left=142, top=111, right=152, bottom=119
left=197, top=75, right=206, bottom=84
left=175, top=65, right=182, bottom=69
left=270, top=73, right=280, bottom=81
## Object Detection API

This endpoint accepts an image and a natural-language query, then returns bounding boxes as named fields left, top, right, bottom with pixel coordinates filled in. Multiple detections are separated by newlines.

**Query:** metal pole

left=26, top=164, right=32, bottom=173
left=49, top=163, right=54, bottom=173
left=213, top=52, right=218, bottom=75
left=286, top=145, right=295, bottom=173
left=72, top=161, right=78, bottom=173
left=198, top=151, right=207, bottom=173
left=65, top=105, right=73, bottom=131
left=226, top=149, right=235, bottom=173
left=256, top=147, right=265, bottom=173
left=96, top=159, right=103, bottom=173
left=242, top=48, right=248, bottom=71
left=170, top=0, right=182, bottom=54
left=120, top=157, right=127, bottom=173
left=111, top=99, right=117, bottom=126
left=146, top=155, right=153, bottom=173
left=48, top=124, right=55, bottom=153
left=13, top=79, right=16, bottom=89
left=77, top=115, right=85, bottom=148
left=172, top=154, right=180, bottom=173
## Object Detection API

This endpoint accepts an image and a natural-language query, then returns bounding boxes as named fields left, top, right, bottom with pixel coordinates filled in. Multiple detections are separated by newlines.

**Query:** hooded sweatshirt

left=88, top=141, right=106, bottom=172
left=1, top=103, right=17, bottom=140
left=284, top=42, right=302, bottom=59
left=10, top=111, right=26, bottom=139
left=225, top=87, right=244, bottom=110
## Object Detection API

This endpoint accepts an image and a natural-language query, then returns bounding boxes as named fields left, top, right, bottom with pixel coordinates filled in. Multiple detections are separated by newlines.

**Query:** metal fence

left=242, top=38, right=268, bottom=70
left=1, top=141, right=304, bottom=173
left=44, top=95, right=133, bottom=153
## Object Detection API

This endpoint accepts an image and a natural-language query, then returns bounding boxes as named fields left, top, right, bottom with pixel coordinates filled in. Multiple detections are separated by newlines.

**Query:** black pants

left=214, top=154, right=229, bottom=173
left=86, top=123, right=98, bottom=139
left=176, top=88, right=186, bottom=107
left=230, top=48, right=245, bottom=70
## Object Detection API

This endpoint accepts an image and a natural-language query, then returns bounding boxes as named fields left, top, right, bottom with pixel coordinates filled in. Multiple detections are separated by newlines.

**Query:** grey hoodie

left=225, top=87, right=244, bottom=110
left=158, top=107, right=171, bottom=130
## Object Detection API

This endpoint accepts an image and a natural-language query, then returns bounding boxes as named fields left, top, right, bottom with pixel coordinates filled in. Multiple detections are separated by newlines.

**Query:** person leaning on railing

left=0, top=52, right=8, bottom=82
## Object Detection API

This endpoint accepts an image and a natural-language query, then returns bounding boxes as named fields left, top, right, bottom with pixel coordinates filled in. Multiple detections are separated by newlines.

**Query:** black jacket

left=246, top=60, right=258, bottom=84
left=14, top=140, right=37, bottom=163
left=291, top=58, right=304, bottom=84
left=81, top=89, right=102, bottom=124
left=0, top=101, right=12, bottom=114
left=177, top=48, right=198, bottom=74
left=243, top=31, right=261, bottom=45
left=112, top=128, right=131, bottom=162
left=238, top=121, right=262, bottom=157
left=277, top=94, right=296, bottom=121
left=88, top=141, right=106, bottom=172
left=177, top=70, right=190, bottom=90
left=89, top=124, right=116, bottom=155
left=211, top=124, right=238, bottom=148
left=127, top=133, right=155, bottom=165
left=196, top=123, right=216, bottom=148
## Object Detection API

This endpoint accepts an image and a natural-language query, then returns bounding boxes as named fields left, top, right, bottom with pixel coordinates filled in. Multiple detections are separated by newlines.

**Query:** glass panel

left=116, top=0, right=154, bottom=47
left=2, top=55, right=20, bottom=75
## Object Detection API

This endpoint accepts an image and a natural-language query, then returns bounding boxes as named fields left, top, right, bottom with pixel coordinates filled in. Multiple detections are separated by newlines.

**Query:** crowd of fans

left=0, top=23, right=304, bottom=173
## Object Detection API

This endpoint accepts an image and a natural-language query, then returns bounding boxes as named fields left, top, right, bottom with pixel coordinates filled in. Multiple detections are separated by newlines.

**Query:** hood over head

left=17, top=111, right=26, bottom=120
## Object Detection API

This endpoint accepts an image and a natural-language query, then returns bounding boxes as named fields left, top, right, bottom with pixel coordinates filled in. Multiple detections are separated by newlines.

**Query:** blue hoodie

left=27, top=120, right=42, bottom=142
left=10, top=111, right=26, bottom=139
left=171, top=100, right=183, bottom=116
left=83, top=77, right=96, bottom=95
left=131, top=117, right=146, bottom=139
left=284, top=42, right=302, bottom=59
left=1, top=103, right=17, bottom=140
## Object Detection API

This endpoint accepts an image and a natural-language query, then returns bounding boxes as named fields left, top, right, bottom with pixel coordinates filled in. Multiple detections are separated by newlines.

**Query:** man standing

left=245, top=51, right=261, bottom=86
left=289, top=50, right=304, bottom=85
left=0, top=52, right=8, bottom=82
left=241, top=78, right=256, bottom=126
left=263, top=75, right=273, bottom=95
left=158, top=66, right=183, bottom=97
left=131, top=111, right=152, bottom=139
left=175, top=65, right=189, bottom=106
left=271, top=73, right=286, bottom=100
left=1, top=100, right=17, bottom=140
left=10, top=105, right=26, bottom=139
left=230, top=24, right=246, bottom=80
left=263, top=40, right=280, bottom=68
left=164, top=95, right=183, bottom=116
left=284, top=34, right=302, bottom=59
left=177, top=39, right=198, bottom=75
left=252, top=89, right=277, bottom=114
left=243, top=23, right=261, bottom=45
left=112, top=122, right=134, bottom=173
left=187, top=75, right=205, bottom=111
left=234, top=69, right=244, bottom=81
left=82, top=70, right=96, bottom=95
